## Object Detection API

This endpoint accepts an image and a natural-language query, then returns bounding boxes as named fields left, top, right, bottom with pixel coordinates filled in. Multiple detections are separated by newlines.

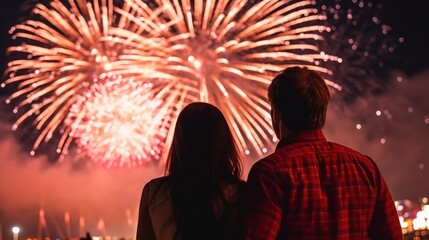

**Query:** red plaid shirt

left=244, top=129, right=402, bottom=240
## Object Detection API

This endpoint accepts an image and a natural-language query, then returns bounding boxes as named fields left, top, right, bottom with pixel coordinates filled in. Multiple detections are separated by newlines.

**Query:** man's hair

left=268, top=66, right=330, bottom=131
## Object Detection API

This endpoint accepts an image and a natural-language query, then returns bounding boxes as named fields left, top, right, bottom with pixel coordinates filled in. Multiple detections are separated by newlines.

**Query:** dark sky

left=375, top=0, right=429, bottom=73
left=0, top=0, right=428, bottom=239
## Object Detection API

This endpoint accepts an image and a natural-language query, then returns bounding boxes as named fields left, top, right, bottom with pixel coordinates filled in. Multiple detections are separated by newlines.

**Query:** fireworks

left=3, top=0, right=340, bottom=166
left=3, top=0, right=131, bottom=159
left=315, top=0, right=402, bottom=101
left=65, top=78, right=169, bottom=167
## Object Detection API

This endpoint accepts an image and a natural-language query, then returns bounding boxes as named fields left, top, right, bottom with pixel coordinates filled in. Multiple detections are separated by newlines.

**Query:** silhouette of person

left=243, top=66, right=402, bottom=239
left=80, top=232, right=91, bottom=240
left=136, top=102, right=244, bottom=240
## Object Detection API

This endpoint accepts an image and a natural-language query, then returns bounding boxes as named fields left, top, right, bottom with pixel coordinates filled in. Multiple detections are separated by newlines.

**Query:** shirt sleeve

left=243, top=160, right=284, bottom=240
left=369, top=169, right=403, bottom=240
left=136, top=182, right=156, bottom=240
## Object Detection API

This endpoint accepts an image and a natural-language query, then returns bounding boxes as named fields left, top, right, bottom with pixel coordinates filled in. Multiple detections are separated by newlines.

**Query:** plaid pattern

left=244, top=129, right=402, bottom=240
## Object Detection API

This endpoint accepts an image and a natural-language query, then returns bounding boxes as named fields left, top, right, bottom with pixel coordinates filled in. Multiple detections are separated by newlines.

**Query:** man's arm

left=369, top=169, right=403, bottom=240
left=244, top=160, right=284, bottom=240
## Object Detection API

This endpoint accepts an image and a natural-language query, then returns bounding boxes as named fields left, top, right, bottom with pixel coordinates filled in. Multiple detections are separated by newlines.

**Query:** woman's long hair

left=165, top=102, right=242, bottom=239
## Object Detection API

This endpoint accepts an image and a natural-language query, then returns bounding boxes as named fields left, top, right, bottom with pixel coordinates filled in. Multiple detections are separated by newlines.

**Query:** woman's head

left=166, top=102, right=241, bottom=184
left=165, top=102, right=242, bottom=239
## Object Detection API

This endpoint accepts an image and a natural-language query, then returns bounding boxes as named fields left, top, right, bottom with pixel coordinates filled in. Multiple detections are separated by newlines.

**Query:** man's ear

left=271, top=107, right=289, bottom=139
left=272, top=107, right=281, bottom=122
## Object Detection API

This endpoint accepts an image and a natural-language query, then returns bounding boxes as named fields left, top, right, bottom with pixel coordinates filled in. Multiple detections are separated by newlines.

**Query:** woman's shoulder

left=146, top=176, right=169, bottom=187
left=142, top=176, right=172, bottom=207
left=143, top=177, right=170, bottom=196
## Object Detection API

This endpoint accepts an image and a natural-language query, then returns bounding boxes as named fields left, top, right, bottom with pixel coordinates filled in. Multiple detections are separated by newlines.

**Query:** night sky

left=1, top=0, right=429, bottom=239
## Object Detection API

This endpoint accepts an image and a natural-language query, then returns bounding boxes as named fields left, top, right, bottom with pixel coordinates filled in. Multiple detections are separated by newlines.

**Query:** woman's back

left=138, top=176, right=245, bottom=240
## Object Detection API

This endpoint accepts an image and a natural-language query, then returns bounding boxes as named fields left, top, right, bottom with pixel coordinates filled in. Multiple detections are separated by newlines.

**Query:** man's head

left=268, top=66, right=330, bottom=136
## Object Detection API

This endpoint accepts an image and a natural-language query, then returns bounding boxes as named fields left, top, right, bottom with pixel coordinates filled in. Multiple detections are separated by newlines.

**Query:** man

left=244, top=67, right=402, bottom=239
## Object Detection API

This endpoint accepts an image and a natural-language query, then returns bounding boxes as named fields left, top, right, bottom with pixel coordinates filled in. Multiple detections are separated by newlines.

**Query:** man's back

left=244, top=129, right=402, bottom=239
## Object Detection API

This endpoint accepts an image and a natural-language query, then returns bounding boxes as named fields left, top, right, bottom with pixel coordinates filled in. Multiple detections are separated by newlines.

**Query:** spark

left=3, top=0, right=338, bottom=166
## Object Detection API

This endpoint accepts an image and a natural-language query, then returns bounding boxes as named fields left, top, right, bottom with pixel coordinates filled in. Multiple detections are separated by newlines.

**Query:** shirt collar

left=275, top=128, right=326, bottom=151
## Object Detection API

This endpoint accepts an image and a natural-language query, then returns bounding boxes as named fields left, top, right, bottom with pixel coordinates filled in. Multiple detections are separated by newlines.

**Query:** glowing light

left=412, top=213, right=427, bottom=230
left=383, top=109, right=393, bottom=120
left=356, top=123, right=361, bottom=130
left=12, top=226, right=20, bottom=240
left=4, top=0, right=339, bottom=165
left=397, top=76, right=403, bottom=82
left=12, top=227, right=20, bottom=234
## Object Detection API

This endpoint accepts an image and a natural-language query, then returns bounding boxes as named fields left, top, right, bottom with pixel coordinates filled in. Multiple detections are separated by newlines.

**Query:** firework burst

left=3, top=0, right=340, bottom=166
left=3, top=0, right=130, bottom=158
left=65, top=77, right=170, bottom=168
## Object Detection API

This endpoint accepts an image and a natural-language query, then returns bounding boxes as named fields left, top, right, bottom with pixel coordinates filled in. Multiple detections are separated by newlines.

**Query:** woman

left=136, top=102, right=244, bottom=240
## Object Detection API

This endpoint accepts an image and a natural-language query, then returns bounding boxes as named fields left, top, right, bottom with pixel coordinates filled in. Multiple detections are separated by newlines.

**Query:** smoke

left=0, top=121, right=163, bottom=239
left=324, top=69, right=429, bottom=200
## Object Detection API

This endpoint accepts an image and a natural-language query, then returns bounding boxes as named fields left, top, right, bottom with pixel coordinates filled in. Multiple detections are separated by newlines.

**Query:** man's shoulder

left=249, top=149, right=290, bottom=172
left=326, top=141, right=381, bottom=172
left=328, top=141, right=364, bottom=154
left=254, top=140, right=377, bottom=169
left=328, top=141, right=374, bottom=159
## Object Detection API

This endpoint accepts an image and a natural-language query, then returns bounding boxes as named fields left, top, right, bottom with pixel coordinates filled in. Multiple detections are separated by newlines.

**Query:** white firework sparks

left=3, top=0, right=340, bottom=166
left=65, top=77, right=169, bottom=167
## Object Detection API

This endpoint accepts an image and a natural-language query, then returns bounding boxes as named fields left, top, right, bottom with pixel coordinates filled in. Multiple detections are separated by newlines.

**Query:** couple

left=136, top=67, right=403, bottom=240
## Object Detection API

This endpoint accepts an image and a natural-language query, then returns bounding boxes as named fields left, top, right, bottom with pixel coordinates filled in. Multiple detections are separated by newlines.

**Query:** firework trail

left=3, top=0, right=339, bottom=166
left=315, top=0, right=402, bottom=101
